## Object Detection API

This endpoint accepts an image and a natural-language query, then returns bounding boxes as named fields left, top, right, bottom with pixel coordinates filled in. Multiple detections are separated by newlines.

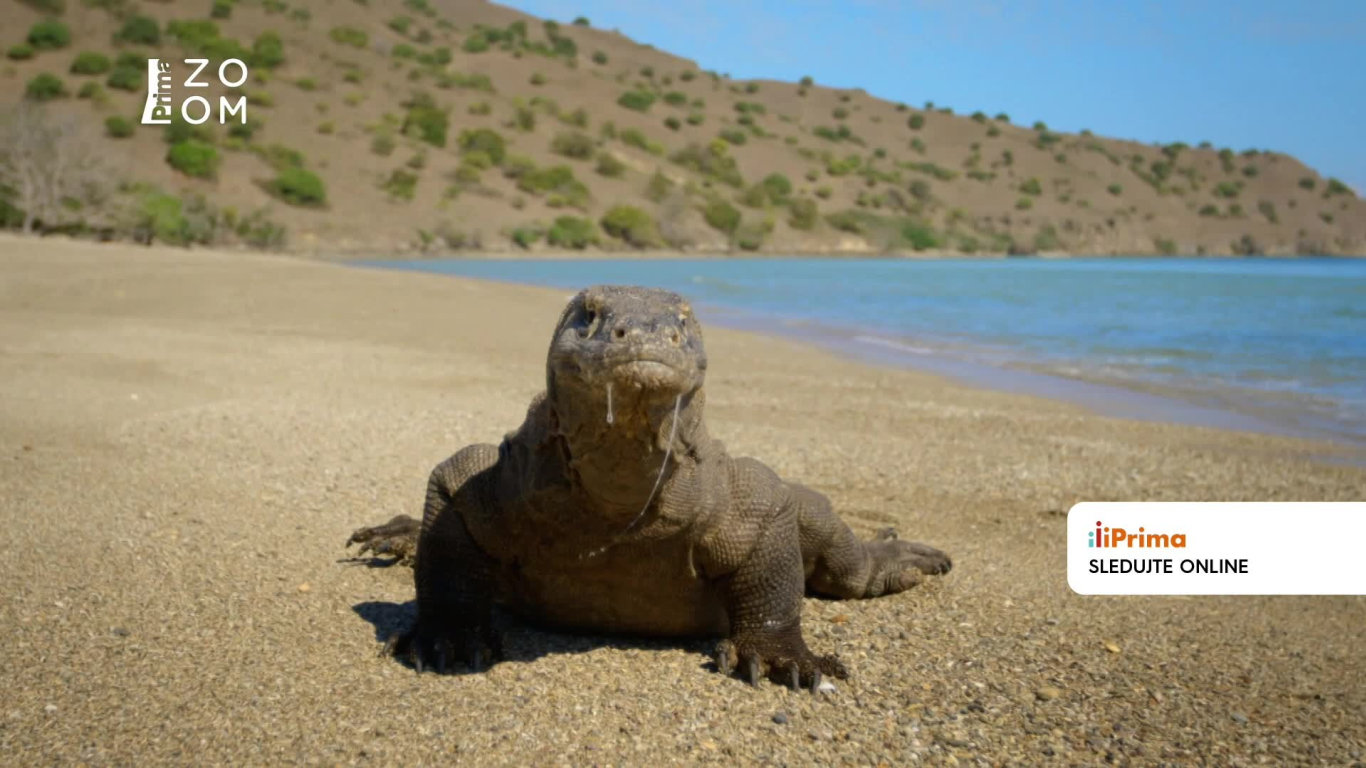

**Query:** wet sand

left=1, top=236, right=1363, bottom=765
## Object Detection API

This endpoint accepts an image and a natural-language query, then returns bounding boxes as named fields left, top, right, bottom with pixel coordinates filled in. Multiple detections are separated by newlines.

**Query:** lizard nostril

left=613, top=327, right=626, bottom=340
left=669, top=330, right=681, bottom=346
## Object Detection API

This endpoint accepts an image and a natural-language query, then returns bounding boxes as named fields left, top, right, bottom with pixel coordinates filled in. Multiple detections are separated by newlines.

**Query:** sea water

left=364, top=258, right=1366, bottom=445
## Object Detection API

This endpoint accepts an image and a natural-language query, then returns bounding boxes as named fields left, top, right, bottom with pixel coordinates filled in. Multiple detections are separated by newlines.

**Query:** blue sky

left=506, top=0, right=1366, bottom=192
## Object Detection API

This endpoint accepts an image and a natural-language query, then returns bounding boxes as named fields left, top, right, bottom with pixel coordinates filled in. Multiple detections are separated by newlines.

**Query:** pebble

left=43, top=704, right=56, bottom=714
left=1103, top=641, right=1121, bottom=654
left=1036, top=686, right=1063, bottom=701
left=297, top=583, right=311, bottom=593
left=1231, top=712, right=1249, bottom=724
left=771, top=713, right=789, bottom=725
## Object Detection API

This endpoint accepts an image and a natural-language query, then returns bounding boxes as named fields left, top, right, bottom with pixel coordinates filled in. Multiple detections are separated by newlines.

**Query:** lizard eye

left=579, top=307, right=598, bottom=337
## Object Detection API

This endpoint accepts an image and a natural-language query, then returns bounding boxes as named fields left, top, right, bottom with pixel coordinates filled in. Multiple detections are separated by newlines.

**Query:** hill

left=2, top=0, right=1364, bottom=255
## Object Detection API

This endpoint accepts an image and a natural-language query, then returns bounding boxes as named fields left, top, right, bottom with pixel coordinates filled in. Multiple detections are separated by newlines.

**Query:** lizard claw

left=381, top=618, right=501, bottom=675
left=346, top=515, right=420, bottom=565
left=713, top=632, right=848, bottom=692
left=745, top=657, right=761, bottom=687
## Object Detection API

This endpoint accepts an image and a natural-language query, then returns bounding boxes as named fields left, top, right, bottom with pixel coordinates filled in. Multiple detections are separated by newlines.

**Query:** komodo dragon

left=347, top=285, right=951, bottom=690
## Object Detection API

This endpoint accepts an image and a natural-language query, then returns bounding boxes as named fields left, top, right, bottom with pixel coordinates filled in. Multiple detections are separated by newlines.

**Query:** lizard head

left=548, top=285, right=707, bottom=405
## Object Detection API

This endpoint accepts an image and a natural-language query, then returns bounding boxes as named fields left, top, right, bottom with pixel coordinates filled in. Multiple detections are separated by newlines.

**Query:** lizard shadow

left=351, top=600, right=715, bottom=675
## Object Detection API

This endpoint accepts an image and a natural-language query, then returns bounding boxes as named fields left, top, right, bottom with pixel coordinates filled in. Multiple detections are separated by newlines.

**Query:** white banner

left=1067, top=502, right=1366, bottom=595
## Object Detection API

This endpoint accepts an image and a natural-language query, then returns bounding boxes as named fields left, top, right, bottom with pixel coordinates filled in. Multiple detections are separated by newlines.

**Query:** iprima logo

left=140, top=58, right=249, bottom=126
left=1088, top=521, right=1187, bottom=548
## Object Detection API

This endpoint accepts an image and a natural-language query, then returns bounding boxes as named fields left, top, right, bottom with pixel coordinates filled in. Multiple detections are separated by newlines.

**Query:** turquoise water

left=366, top=258, right=1366, bottom=444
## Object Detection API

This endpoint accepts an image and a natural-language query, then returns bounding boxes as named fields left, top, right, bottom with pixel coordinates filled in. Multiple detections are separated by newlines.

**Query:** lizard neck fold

left=551, top=384, right=706, bottom=518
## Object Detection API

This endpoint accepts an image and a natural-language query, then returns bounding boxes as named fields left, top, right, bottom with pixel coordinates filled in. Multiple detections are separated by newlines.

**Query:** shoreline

left=355, top=257, right=1366, bottom=453
left=317, top=246, right=1366, bottom=262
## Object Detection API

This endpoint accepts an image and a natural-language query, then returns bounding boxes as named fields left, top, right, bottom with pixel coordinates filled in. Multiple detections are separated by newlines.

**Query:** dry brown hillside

left=3, top=0, right=1364, bottom=255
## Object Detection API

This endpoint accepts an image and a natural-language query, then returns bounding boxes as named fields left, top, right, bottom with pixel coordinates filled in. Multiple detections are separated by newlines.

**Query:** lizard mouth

left=612, top=359, right=682, bottom=389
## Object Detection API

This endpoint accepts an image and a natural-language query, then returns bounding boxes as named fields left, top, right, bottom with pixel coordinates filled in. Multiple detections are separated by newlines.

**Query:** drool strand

left=605, top=382, right=614, bottom=425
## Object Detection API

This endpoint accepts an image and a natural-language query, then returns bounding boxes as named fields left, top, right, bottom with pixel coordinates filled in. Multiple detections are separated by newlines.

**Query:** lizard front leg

left=707, top=460, right=848, bottom=691
left=391, top=444, right=504, bottom=673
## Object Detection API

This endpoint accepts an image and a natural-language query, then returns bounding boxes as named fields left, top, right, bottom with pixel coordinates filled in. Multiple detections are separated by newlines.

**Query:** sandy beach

left=1, top=235, right=1363, bottom=766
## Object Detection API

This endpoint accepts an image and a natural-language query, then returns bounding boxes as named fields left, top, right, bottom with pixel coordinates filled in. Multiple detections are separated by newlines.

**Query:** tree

left=0, top=102, right=110, bottom=234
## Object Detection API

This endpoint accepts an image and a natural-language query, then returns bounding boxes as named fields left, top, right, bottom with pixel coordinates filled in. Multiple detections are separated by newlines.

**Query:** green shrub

left=901, top=221, right=939, bottom=251
left=1033, top=225, right=1061, bottom=252
left=620, top=128, right=662, bottom=155
left=595, top=152, right=625, bottom=178
left=462, top=34, right=489, bottom=53
left=250, top=143, right=303, bottom=171
left=116, top=15, right=161, bottom=45
left=457, top=128, right=506, bottom=164
left=907, top=113, right=925, bottom=130
left=104, top=53, right=146, bottom=90
left=28, top=20, right=72, bottom=51
left=211, top=0, right=232, bottom=18
left=832, top=107, right=849, bottom=120
left=600, top=205, right=660, bottom=247
left=787, top=197, right=818, bottom=230
left=329, top=26, right=368, bottom=47
left=824, top=210, right=862, bottom=233
left=510, top=225, right=543, bottom=249
left=592, top=50, right=607, bottom=65
left=77, top=82, right=105, bottom=101
left=1154, top=237, right=1178, bottom=255
left=530, top=72, right=547, bottom=86
left=617, top=90, right=655, bottom=112
left=1019, top=177, right=1042, bottom=196
left=1198, top=204, right=1219, bottom=217
left=663, top=116, right=681, bottom=131
left=760, top=173, right=792, bottom=203
left=686, top=112, right=704, bottom=126
left=670, top=142, right=743, bottom=187
left=1298, top=177, right=1316, bottom=191
left=1015, top=196, right=1033, bottom=210
left=166, top=141, right=220, bottom=179
left=105, top=115, right=135, bottom=138
left=703, top=198, right=741, bottom=234
left=1325, top=178, right=1353, bottom=197
left=662, top=91, right=688, bottom=107
left=546, top=216, right=597, bottom=249
left=25, top=73, right=67, bottom=101
left=719, top=128, right=747, bottom=146
left=1107, top=183, right=1123, bottom=196
left=1213, top=180, right=1240, bottom=198
left=734, top=220, right=768, bottom=251
left=799, top=75, right=814, bottom=87
left=8, top=44, right=35, bottom=61
left=253, top=31, right=285, bottom=68
left=1257, top=200, right=1278, bottom=223
left=573, top=16, right=590, bottom=26
left=381, top=169, right=419, bottom=200
left=514, top=166, right=588, bottom=209
left=269, top=167, right=326, bottom=206
left=402, top=97, right=448, bottom=147
left=370, top=133, right=396, bottom=156
left=69, top=51, right=111, bottom=75
left=551, top=131, right=595, bottom=160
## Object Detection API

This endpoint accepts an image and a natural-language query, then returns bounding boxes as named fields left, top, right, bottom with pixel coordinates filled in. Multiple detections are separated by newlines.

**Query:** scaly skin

left=347, top=285, right=951, bottom=689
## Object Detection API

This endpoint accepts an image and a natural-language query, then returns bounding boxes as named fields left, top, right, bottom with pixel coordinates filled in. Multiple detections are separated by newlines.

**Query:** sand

left=1, top=235, right=1363, bottom=766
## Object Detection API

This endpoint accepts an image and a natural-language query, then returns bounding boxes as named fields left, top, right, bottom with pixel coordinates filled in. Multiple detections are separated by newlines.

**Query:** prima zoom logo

left=141, top=58, right=249, bottom=126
